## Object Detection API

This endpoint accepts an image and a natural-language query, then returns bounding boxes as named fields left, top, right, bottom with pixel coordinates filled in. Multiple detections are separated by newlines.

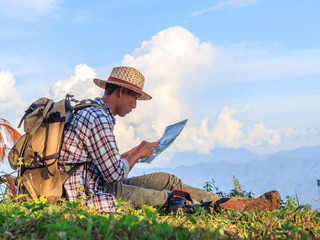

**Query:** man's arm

left=120, top=147, right=137, bottom=158
left=125, top=140, right=160, bottom=171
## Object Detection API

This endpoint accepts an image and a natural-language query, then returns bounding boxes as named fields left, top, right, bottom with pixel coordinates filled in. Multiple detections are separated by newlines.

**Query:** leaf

left=38, top=195, right=48, bottom=204
left=125, top=215, right=135, bottom=227
left=43, top=224, right=64, bottom=231
left=0, top=118, right=21, bottom=163
left=189, top=217, right=197, bottom=224
left=77, top=210, right=90, bottom=218
left=67, top=201, right=81, bottom=208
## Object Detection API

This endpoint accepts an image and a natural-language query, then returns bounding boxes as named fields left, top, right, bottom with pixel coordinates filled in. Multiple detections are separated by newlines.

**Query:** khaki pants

left=104, top=172, right=221, bottom=209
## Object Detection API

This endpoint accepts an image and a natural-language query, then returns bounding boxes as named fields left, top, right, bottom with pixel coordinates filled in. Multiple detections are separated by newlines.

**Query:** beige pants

left=105, top=172, right=221, bottom=209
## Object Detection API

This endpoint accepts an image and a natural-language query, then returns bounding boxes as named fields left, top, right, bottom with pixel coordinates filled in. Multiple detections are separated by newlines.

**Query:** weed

left=203, top=175, right=255, bottom=198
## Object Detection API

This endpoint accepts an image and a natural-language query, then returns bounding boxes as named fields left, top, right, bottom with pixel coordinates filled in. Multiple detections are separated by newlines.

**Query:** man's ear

left=118, top=87, right=125, bottom=97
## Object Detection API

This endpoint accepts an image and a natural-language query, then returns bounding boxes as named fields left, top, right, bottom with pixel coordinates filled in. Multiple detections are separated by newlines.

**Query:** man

left=58, top=66, right=281, bottom=213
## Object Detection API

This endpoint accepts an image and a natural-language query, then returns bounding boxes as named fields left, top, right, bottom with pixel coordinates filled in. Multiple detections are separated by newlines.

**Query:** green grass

left=1, top=174, right=319, bottom=239
left=0, top=194, right=319, bottom=240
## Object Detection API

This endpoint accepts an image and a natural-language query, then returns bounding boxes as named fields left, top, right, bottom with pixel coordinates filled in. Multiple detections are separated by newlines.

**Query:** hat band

left=107, top=77, right=143, bottom=91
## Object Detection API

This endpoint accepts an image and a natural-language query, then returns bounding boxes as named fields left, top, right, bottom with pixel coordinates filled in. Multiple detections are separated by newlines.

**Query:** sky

left=0, top=0, right=320, bottom=169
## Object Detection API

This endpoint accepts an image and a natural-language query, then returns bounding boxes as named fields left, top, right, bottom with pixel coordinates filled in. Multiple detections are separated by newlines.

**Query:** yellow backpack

left=8, top=96, right=107, bottom=203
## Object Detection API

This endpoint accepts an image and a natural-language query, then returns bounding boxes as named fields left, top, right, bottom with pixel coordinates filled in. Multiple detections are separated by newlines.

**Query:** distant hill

left=270, top=145, right=320, bottom=159
left=130, top=145, right=320, bottom=209
left=164, top=147, right=268, bottom=168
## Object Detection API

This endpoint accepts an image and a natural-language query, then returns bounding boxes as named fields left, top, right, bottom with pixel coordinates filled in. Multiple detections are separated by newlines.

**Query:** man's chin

left=119, top=110, right=132, bottom=117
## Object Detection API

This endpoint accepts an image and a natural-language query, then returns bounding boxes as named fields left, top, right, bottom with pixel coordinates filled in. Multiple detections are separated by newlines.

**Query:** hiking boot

left=219, top=190, right=281, bottom=212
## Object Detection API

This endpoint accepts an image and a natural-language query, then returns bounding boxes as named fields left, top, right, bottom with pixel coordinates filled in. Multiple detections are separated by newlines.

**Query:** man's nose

left=132, top=100, right=137, bottom=109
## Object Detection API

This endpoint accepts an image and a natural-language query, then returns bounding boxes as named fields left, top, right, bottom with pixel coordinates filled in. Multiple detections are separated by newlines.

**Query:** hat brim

left=93, top=78, right=152, bottom=100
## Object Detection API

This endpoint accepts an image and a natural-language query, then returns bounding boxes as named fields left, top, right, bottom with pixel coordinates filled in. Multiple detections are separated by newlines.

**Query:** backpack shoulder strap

left=71, top=102, right=109, bottom=115
left=65, top=163, right=85, bottom=176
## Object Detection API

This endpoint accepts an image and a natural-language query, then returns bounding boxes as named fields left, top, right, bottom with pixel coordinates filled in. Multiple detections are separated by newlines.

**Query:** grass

left=0, top=194, right=319, bottom=239
left=1, top=174, right=320, bottom=239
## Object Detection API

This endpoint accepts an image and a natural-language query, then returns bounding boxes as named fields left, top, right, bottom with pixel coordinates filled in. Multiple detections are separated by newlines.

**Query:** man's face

left=116, top=88, right=140, bottom=117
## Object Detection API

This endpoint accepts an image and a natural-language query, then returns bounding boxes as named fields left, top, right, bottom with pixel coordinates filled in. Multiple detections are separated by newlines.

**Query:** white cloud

left=114, top=26, right=215, bottom=152
left=212, top=107, right=245, bottom=146
left=192, top=0, right=256, bottom=17
left=175, top=106, right=247, bottom=153
left=245, top=123, right=281, bottom=146
left=50, top=64, right=102, bottom=101
left=174, top=105, right=311, bottom=154
left=0, top=0, right=62, bottom=20
left=0, top=71, right=17, bottom=102
left=0, top=70, right=24, bottom=122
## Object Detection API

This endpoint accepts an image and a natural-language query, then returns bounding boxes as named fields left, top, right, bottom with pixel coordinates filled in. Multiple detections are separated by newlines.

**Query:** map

left=138, top=119, right=188, bottom=163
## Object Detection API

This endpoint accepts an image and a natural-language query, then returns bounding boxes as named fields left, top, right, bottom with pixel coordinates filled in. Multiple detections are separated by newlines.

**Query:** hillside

left=130, top=145, right=320, bottom=209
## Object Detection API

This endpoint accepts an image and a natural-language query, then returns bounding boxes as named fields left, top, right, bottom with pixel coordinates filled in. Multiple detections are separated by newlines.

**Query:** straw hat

left=93, top=66, right=152, bottom=100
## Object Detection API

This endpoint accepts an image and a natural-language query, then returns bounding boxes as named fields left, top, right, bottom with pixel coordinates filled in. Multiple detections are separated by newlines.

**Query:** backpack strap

left=18, top=99, right=51, bottom=128
left=65, top=163, right=85, bottom=176
left=43, top=111, right=66, bottom=124
left=71, top=102, right=109, bottom=115
left=34, top=152, right=59, bottom=177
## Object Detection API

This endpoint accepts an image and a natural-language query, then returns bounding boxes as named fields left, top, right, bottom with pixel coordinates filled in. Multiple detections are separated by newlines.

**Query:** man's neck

left=101, top=94, right=117, bottom=116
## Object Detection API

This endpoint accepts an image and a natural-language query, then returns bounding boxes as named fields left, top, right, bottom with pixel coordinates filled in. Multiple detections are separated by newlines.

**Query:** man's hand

left=126, top=140, right=160, bottom=171
left=136, top=140, right=160, bottom=158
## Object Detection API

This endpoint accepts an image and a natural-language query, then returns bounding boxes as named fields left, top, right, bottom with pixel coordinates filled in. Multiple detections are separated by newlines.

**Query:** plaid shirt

left=58, top=97, right=129, bottom=212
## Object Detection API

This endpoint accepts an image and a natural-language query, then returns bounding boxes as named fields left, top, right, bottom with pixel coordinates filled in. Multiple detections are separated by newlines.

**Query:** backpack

left=8, top=95, right=107, bottom=203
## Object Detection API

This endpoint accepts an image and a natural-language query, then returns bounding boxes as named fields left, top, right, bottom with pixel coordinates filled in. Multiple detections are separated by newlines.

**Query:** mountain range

left=130, top=145, right=320, bottom=209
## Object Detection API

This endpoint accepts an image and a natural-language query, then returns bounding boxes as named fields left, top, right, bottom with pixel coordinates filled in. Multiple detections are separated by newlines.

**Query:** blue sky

left=0, top=0, right=320, bottom=168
